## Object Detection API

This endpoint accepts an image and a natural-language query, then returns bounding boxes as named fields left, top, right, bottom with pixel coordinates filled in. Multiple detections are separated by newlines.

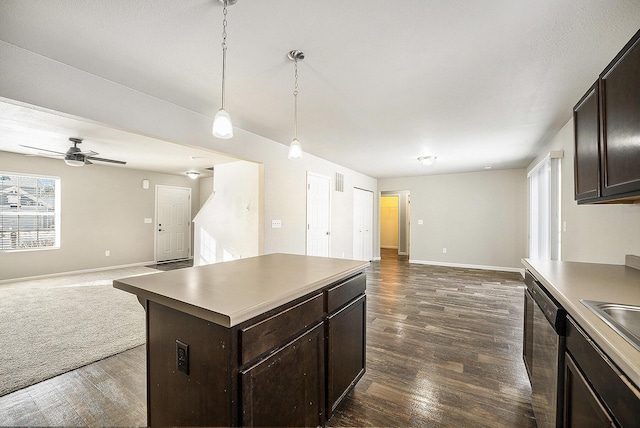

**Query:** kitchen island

left=113, top=253, right=369, bottom=427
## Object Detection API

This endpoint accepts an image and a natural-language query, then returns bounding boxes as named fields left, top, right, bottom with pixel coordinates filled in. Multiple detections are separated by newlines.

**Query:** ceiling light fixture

left=186, top=171, right=200, bottom=180
left=287, top=50, right=305, bottom=160
left=212, top=0, right=236, bottom=139
left=418, top=155, right=437, bottom=166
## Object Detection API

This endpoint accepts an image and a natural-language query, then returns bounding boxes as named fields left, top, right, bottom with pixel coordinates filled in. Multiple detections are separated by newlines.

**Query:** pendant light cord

left=221, top=1, right=228, bottom=109
left=293, top=58, right=299, bottom=140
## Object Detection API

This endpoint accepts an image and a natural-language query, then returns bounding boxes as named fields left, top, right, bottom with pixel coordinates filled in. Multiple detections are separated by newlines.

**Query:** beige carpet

left=0, top=280, right=145, bottom=396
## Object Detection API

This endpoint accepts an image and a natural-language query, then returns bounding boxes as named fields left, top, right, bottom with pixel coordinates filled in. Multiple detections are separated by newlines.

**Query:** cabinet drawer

left=566, top=317, right=640, bottom=428
left=240, top=293, right=323, bottom=365
left=325, top=273, right=366, bottom=313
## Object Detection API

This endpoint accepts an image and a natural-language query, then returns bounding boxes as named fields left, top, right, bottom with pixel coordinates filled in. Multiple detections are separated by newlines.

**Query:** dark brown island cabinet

left=574, top=28, right=640, bottom=204
left=113, top=254, right=369, bottom=427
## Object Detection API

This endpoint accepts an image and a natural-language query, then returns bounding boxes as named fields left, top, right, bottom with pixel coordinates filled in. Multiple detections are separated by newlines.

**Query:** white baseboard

left=373, top=256, right=382, bottom=261
left=408, top=259, right=524, bottom=275
left=0, top=261, right=156, bottom=285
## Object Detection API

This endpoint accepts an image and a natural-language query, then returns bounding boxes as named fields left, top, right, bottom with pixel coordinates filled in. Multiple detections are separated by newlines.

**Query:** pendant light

left=212, top=0, right=236, bottom=139
left=288, top=50, right=305, bottom=159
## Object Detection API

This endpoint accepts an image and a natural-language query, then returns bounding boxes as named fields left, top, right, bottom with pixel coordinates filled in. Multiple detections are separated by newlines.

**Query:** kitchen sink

left=581, top=300, right=640, bottom=351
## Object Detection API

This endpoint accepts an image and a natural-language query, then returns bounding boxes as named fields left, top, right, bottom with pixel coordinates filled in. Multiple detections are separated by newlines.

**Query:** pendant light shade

left=288, top=138, right=303, bottom=159
left=213, top=108, right=233, bottom=139
left=288, top=50, right=305, bottom=160
left=212, top=0, right=235, bottom=139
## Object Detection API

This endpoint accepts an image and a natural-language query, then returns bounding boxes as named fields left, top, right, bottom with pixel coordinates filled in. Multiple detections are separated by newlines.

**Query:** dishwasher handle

left=532, top=283, right=566, bottom=335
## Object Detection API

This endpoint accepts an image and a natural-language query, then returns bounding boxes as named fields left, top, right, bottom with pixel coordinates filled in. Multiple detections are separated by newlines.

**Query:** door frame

left=380, top=190, right=410, bottom=258
left=155, top=184, right=192, bottom=263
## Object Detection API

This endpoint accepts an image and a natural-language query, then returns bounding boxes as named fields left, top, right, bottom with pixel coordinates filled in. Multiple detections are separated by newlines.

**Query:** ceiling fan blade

left=26, top=152, right=63, bottom=158
left=77, top=150, right=99, bottom=156
left=19, top=144, right=65, bottom=155
left=87, top=156, right=126, bottom=165
left=84, top=159, right=93, bottom=165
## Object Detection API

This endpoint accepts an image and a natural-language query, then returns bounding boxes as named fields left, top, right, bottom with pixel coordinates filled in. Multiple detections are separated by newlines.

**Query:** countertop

left=113, top=253, right=369, bottom=328
left=522, top=258, right=640, bottom=388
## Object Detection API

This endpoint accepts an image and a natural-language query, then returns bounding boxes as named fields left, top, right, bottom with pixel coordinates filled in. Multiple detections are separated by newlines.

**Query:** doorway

left=380, top=190, right=410, bottom=260
left=380, top=195, right=399, bottom=251
left=156, top=185, right=191, bottom=263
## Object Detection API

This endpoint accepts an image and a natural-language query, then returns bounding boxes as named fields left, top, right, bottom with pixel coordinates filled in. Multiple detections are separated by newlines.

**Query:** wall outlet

left=176, top=340, right=189, bottom=375
left=271, top=219, right=282, bottom=228
left=442, top=248, right=447, bottom=254
left=105, top=250, right=110, bottom=256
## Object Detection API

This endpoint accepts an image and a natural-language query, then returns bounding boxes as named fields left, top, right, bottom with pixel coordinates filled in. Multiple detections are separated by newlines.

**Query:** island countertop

left=522, top=258, right=640, bottom=388
left=113, top=253, right=369, bottom=328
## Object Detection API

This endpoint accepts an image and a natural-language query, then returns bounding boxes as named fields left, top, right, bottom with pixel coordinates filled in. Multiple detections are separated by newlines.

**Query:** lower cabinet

left=564, top=317, right=640, bottom=428
left=326, top=294, right=366, bottom=415
left=564, top=352, right=615, bottom=428
left=241, top=322, right=325, bottom=427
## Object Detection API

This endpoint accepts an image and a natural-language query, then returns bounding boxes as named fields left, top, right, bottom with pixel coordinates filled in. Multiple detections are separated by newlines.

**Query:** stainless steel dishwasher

left=523, top=271, right=566, bottom=428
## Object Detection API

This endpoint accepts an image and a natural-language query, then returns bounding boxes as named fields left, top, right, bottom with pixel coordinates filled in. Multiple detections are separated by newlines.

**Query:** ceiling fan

left=20, top=138, right=126, bottom=167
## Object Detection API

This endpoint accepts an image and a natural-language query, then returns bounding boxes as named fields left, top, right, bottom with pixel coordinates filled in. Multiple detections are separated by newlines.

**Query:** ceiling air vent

left=335, top=172, right=344, bottom=192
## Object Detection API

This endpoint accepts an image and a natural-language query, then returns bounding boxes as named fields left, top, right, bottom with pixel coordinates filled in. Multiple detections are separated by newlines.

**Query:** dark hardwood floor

left=0, top=249, right=536, bottom=427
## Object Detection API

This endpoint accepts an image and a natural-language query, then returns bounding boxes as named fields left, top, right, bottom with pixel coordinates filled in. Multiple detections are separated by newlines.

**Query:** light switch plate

left=144, top=218, right=152, bottom=224
left=271, top=220, right=282, bottom=228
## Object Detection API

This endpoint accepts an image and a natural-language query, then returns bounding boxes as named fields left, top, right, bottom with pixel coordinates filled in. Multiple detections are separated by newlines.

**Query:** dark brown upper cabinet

left=574, top=28, right=640, bottom=204
left=573, top=81, right=600, bottom=202
left=600, top=29, right=640, bottom=200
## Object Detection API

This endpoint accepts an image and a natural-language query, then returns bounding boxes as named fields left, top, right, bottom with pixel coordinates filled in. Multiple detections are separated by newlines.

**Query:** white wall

left=194, top=160, right=261, bottom=265
left=528, top=118, right=640, bottom=264
left=0, top=151, right=200, bottom=281
left=380, top=169, right=528, bottom=271
left=0, top=41, right=379, bottom=267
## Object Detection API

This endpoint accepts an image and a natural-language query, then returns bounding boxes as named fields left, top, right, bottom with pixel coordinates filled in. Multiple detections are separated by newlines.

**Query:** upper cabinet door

left=573, top=81, right=600, bottom=201
left=600, top=29, right=640, bottom=198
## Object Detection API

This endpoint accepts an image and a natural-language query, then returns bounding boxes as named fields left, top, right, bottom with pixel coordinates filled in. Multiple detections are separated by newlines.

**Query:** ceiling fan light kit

left=212, top=0, right=235, bottom=139
left=418, top=155, right=437, bottom=166
left=288, top=50, right=305, bottom=160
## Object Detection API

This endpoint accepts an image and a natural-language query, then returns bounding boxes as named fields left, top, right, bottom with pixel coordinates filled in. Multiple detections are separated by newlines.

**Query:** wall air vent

left=335, top=172, right=344, bottom=192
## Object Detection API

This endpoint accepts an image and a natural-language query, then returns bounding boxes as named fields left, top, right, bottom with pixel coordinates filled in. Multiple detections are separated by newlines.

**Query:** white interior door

left=353, top=188, right=373, bottom=261
left=156, top=185, right=191, bottom=262
left=306, top=172, right=331, bottom=257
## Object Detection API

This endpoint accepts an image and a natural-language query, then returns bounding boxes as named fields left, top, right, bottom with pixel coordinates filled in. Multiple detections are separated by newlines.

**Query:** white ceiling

left=0, top=0, right=639, bottom=179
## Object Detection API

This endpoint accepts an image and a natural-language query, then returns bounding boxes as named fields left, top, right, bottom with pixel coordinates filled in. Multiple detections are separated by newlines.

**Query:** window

left=528, top=152, right=562, bottom=260
left=0, top=172, right=60, bottom=251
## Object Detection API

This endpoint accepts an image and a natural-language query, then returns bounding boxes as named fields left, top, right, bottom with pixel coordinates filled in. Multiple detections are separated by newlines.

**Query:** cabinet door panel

left=327, top=294, right=366, bottom=414
left=600, top=30, right=640, bottom=197
left=573, top=81, right=600, bottom=201
left=240, top=322, right=325, bottom=427
left=564, top=352, right=614, bottom=428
